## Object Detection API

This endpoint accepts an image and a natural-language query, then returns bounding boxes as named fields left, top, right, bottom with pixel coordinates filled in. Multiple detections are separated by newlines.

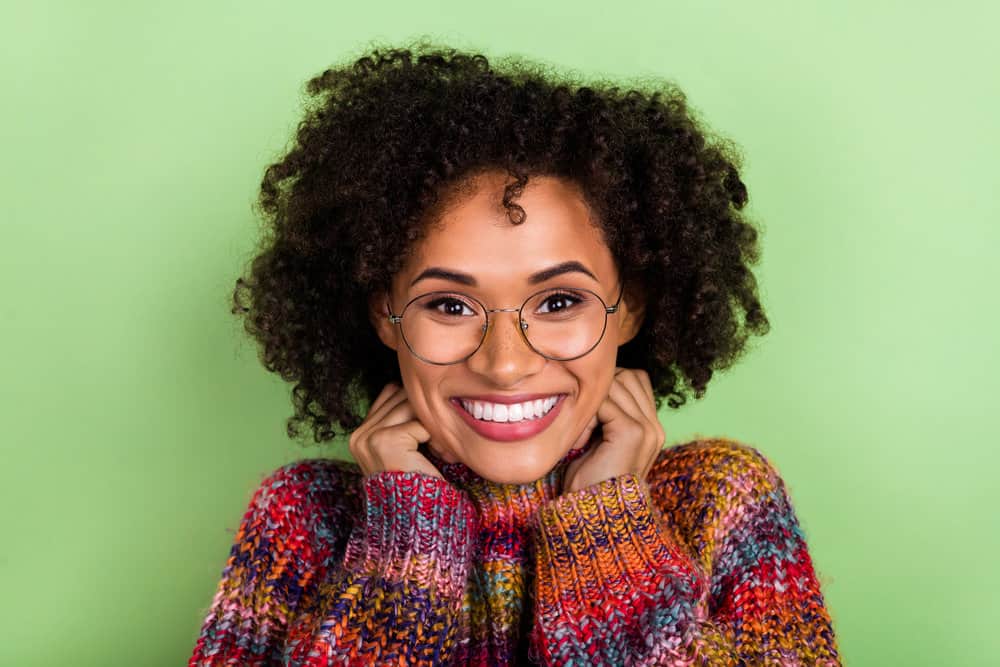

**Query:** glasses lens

left=522, top=288, right=607, bottom=360
left=399, top=288, right=609, bottom=363
left=400, top=292, right=486, bottom=364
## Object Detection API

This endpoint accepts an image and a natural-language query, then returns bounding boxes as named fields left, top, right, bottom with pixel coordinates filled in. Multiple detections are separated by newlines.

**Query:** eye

left=535, top=290, right=584, bottom=315
left=425, top=295, right=476, bottom=317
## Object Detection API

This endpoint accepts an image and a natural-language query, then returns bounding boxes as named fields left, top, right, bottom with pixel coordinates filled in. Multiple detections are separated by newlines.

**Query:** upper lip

left=452, top=393, right=564, bottom=404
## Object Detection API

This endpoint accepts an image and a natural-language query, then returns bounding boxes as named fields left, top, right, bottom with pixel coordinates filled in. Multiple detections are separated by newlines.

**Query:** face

left=370, top=170, right=644, bottom=484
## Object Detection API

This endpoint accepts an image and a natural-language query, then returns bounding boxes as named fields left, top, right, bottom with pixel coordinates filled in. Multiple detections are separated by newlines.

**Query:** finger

left=368, top=381, right=401, bottom=416
left=376, top=395, right=429, bottom=433
left=367, top=382, right=407, bottom=421
left=607, top=376, right=662, bottom=461
left=596, top=383, right=645, bottom=452
left=635, top=369, right=655, bottom=407
left=349, top=434, right=376, bottom=476
left=633, top=369, right=658, bottom=415
left=613, top=370, right=664, bottom=450
left=352, top=389, right=408, bottom=447
left=607, top=374, right=651, bottom=428
left=635, top=370, right=665, bottom=468
left=642, top=420, right=664, bottom=477
left=614, top=369, right=658, bottom=424
left=561, top=441, right=600, bottom=493
left=352, top=383, right=408, bottom=474
left=360, top=398, right=432, bottom=472
left=369, top=419, right=434, bottom=470
left=376, top=419, right=441, bottom=477
left=570, top=414, right=599, bottom=451
left=644, top=440, right=662, bottom=479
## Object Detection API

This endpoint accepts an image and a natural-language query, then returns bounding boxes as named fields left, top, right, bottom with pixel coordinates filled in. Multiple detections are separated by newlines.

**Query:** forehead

left=401, top=172, right=615, bottom=287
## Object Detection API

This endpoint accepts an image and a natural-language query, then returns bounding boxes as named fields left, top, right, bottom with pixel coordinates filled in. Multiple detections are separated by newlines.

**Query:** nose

left=465, top=310, right=546, bottom=385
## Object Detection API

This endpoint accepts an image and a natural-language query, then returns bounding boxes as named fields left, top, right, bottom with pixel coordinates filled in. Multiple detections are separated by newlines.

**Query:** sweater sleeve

left=530, top=444, right=842, bottom=666
left=279, top=470, right=477, bottom=666
left=188, top=464, right=478, bottom=667
left=188, top=460, right=356, bottom=667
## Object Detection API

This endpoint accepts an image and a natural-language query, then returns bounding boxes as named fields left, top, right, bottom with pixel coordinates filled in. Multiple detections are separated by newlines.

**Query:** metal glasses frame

left=386, top=281, right=626, bottom=365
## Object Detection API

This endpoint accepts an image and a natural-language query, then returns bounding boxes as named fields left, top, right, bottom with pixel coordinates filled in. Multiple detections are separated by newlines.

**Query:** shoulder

left=194, top=458, right=367, bottom=649
left=251, top=457, right=364, bottom=504
left=648, top=436, right=784, bottom=500
left=645, top=437, right=791, bottom=572
left=236, top=457, right=366, bottom=558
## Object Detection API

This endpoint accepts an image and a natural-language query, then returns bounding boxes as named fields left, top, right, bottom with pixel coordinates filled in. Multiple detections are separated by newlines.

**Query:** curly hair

left=232, top=38, right=770, bottom=444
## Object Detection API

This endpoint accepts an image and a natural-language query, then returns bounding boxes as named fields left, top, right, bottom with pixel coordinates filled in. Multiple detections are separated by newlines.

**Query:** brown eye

left=423, top=295, right=476, bottom=317
left=535, top=291, right=585, bottom=315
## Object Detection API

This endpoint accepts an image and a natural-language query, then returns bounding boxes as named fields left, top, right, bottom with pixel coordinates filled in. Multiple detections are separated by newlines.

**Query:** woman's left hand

left=561, top=367, right=666, bottom=494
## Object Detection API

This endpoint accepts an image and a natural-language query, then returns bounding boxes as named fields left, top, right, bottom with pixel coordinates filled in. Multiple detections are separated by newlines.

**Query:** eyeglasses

left=386, top=282, right=625, bottom=365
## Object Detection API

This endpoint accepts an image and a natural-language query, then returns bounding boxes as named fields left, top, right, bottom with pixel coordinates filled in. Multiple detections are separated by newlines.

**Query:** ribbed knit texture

left=188, top=438, right=842, bottom=666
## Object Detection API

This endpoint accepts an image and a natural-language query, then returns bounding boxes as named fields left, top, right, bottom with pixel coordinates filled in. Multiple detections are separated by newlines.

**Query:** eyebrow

left=409, top=260, right=599, bottom=287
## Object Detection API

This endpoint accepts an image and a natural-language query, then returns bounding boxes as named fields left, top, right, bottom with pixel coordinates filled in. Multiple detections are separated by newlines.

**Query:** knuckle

left=369, top=430, right=399, bottom=455
left=368, top=431, right=388, bottom=451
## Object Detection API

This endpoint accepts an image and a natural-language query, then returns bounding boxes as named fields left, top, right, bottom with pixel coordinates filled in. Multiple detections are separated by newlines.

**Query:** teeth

left=459, top=396, right=560, bottom=423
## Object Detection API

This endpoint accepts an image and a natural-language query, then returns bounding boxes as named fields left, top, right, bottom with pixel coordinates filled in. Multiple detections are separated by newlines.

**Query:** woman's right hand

left=348, top=381, right=444, bottom=479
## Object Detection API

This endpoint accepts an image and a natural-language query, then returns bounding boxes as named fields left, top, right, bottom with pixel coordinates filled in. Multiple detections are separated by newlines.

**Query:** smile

left=460, top=396, right=559, bottom=422
left=449, top=394, right=566, bottom=442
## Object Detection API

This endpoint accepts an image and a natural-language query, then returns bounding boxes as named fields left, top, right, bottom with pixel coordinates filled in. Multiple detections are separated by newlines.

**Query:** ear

left=616, top=286, right=646, bottom=346
left=368, top=291, right=400, bottom=351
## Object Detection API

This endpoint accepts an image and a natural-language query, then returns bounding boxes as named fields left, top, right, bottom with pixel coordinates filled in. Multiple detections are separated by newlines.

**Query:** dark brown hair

left=232, top=39, right=770, bottom=444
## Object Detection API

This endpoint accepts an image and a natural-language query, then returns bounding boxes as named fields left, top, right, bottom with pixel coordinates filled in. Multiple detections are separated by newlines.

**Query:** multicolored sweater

left=188, top=438, right=842, bottom=665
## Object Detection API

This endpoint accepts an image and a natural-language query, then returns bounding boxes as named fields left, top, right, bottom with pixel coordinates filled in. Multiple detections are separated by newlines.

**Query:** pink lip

left=450, top=395, right=566, bottom=442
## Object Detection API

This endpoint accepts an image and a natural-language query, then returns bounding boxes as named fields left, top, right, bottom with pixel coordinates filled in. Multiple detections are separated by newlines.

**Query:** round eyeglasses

left=386, top=282, right=625, bottom=365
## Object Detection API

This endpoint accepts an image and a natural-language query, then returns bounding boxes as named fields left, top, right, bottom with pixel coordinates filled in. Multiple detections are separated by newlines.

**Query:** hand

left=561, top=367, right=665, bottom=494
left=348, top=382, right=444, bottom=479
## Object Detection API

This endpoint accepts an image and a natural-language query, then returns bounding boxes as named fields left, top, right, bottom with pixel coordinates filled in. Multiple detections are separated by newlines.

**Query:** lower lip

left=450, top=395, right=566, bottom=442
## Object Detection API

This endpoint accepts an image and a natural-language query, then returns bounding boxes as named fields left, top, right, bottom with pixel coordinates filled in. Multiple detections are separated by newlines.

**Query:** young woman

left=188, top=41, right=843, bottom=666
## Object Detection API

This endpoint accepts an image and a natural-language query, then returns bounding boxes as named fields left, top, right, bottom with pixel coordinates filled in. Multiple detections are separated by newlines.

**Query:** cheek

left=567, top=346, right=617, bottom=407
left=396, top=357, right=448, bottom=417
left=582, top=333, right=619, bottom=378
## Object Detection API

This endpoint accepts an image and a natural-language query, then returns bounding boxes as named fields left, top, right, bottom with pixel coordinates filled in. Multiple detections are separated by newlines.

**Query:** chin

left=465, top=446, right=567, bottom=485
left=478, top=469, right=543, bottom=485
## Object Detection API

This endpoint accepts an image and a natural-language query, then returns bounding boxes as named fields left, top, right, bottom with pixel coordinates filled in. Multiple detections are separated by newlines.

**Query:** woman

left=188, top=41, right=843, bottom=666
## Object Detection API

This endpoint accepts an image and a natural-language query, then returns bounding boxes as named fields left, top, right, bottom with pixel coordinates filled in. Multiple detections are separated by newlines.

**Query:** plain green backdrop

left=2, top=1, right=997, bottom=665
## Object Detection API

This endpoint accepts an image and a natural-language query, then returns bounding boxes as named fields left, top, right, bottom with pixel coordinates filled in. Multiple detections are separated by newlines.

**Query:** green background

left=3, top=1, right=996, bottom=665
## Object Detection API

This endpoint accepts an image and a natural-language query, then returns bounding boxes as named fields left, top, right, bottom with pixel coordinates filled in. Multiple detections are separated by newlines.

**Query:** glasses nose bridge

left=485, top=305, right=523, bottom=316
left=481, top=305, right=530, bottom=347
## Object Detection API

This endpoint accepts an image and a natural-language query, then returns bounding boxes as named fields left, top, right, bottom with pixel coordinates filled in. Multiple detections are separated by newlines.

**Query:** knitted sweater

left=188, top=438, right=842, bottom=666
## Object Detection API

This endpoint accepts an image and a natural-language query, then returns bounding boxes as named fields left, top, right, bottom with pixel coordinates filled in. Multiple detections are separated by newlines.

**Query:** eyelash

left=425, top=290, right=586, bottom=317
left=536, top=291, right=584, bottom=314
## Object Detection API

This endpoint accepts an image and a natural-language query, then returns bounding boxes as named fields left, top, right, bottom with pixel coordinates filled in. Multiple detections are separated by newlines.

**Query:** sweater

left=187, top=437, right=842, bottom=666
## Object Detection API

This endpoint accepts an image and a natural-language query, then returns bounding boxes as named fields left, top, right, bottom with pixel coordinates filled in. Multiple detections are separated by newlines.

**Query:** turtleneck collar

left=422, top=445, right=588, bottom=504
left=420, top=444, right=591, bottom=557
